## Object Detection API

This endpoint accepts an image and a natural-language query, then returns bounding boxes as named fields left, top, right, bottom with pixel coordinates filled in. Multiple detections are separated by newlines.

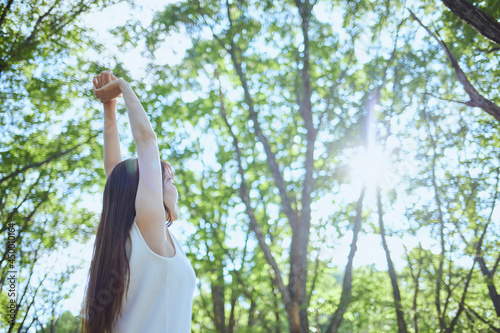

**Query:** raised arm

left=93, top=71, right=122, bottom=179
left=93, top=76, right=169, bottom=257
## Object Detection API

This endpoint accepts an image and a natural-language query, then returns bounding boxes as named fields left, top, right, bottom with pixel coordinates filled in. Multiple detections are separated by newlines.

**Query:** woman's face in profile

left=163, top=169, right=179, bottom=221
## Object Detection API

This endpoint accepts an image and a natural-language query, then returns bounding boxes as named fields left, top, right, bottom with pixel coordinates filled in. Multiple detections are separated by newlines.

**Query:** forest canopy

left=1, top=0, right=500, bottom=332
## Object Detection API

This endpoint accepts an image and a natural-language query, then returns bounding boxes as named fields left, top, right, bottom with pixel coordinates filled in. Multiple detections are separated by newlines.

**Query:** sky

left=38, top=0, right=451, bottom=317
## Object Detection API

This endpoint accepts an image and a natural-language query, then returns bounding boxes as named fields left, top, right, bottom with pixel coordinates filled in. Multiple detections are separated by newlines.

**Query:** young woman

left=82, top=71, right=196, bottom=333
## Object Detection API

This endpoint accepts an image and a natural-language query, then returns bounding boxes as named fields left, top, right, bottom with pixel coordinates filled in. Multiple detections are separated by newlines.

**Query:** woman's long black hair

left=82, top=158, right=174, bottom=333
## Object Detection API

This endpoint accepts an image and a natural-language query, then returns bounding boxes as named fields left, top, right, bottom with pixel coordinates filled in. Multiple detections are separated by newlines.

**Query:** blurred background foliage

left=1, top=0, right=500, bottom=332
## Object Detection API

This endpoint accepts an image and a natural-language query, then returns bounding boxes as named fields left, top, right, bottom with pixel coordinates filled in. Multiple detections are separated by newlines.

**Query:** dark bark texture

left=441, top=0, right=500, bottom=45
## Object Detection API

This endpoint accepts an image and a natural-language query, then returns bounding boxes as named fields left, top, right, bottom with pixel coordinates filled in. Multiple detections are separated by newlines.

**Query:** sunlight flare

left=350, top=145, right=394, bottom=190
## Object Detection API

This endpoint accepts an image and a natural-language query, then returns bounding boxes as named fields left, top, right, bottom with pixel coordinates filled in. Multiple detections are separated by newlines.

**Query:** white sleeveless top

left=112, top=220, right=196, bottom=333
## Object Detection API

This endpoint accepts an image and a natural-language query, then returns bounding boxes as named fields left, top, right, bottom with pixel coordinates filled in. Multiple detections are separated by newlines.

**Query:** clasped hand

left=93, top=70, right=124, bottom=104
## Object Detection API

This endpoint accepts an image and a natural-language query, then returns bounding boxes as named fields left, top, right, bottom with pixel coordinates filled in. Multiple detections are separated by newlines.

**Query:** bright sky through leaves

left=6, top=0, right=499, bottom=330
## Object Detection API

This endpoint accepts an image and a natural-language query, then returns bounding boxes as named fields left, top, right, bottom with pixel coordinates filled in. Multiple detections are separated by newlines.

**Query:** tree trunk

left=441, top=0, right=500, bottom=45
left=326, top=188, right=366, bottom=332
left=409, top=249, right=424, bottom=333
left=248, top=299, right=256, bottom=327
left=288, top=307, right=301, bottom=333
left=211, top=269, right=226, bottom=333
left=273, top=287, right=282, bottom=333
left=377, top=188, right=408, bottom=333
left=219, top=84, right=294, bottom=327
left=294, top=1, right=316, bottom=330
left=228, top=287, right=237, bottom=333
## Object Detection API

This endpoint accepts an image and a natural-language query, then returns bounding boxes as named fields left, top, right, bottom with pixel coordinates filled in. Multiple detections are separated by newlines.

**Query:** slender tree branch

left=272, top=278, right=282, bottom=333
left=305, top=246, right=321, bottom=309
left=22, top=1, right=62, bottom=49
left=420, top=92, right=470, bottom=105
left=222, top=1, right=299, bottom=233
left=0, top=0, right=14, bottom=29
left=0, top=189, right=49, bottom=277
left=198, top=284, right=217, bottom=325
left=476, top=167, right=500, bottom=253
left=476, top=46, right=500, bottom=54
left=218, top=82, right=293, bottom=311
left=446, top=260, right=476, bottom=332
left=492, top=252, right=500, bottom=276
left=405, top=244, right=423, bottom=333
left=0, top=171, right=44, bottom=234
left=468, top=166, right=500, bottom=316
left=7, top=254, right=44, bottom=333
left=317, top=69, right=348, bottom=131
left=0, top=0, right=98, bottom=74
left=422, top=104, right=447, bottom=330
left=49, top=1, right=92, bottom=37
left=465, top=304, right=500, bottom=331
left=209, top=211, right=254, bottom=301
left=0, top=133, right=98, bottom=184
left=409, top=9, right=500, bottom=122
left=228, top=285, right=237, bottom=333
left=475, top=256, right=500, bottom=316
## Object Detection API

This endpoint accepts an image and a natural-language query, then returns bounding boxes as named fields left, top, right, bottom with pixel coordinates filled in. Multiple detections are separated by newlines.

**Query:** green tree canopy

left=2, top=0, right=500, bottom=332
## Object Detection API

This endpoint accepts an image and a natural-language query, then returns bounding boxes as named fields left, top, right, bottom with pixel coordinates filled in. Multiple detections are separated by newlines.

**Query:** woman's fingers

left=92, top=86, right=100, bottom=98
left=93, top=70, right=114, bottom=88
left=94, top=80, right=121, bottom=99
left=101, top=70, right=112, bottom=85
left=103, top=73, right=111, bottom=84
left=93, top=86, right=104, bottom=98
left=92, top=71, right=122, bottom=103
